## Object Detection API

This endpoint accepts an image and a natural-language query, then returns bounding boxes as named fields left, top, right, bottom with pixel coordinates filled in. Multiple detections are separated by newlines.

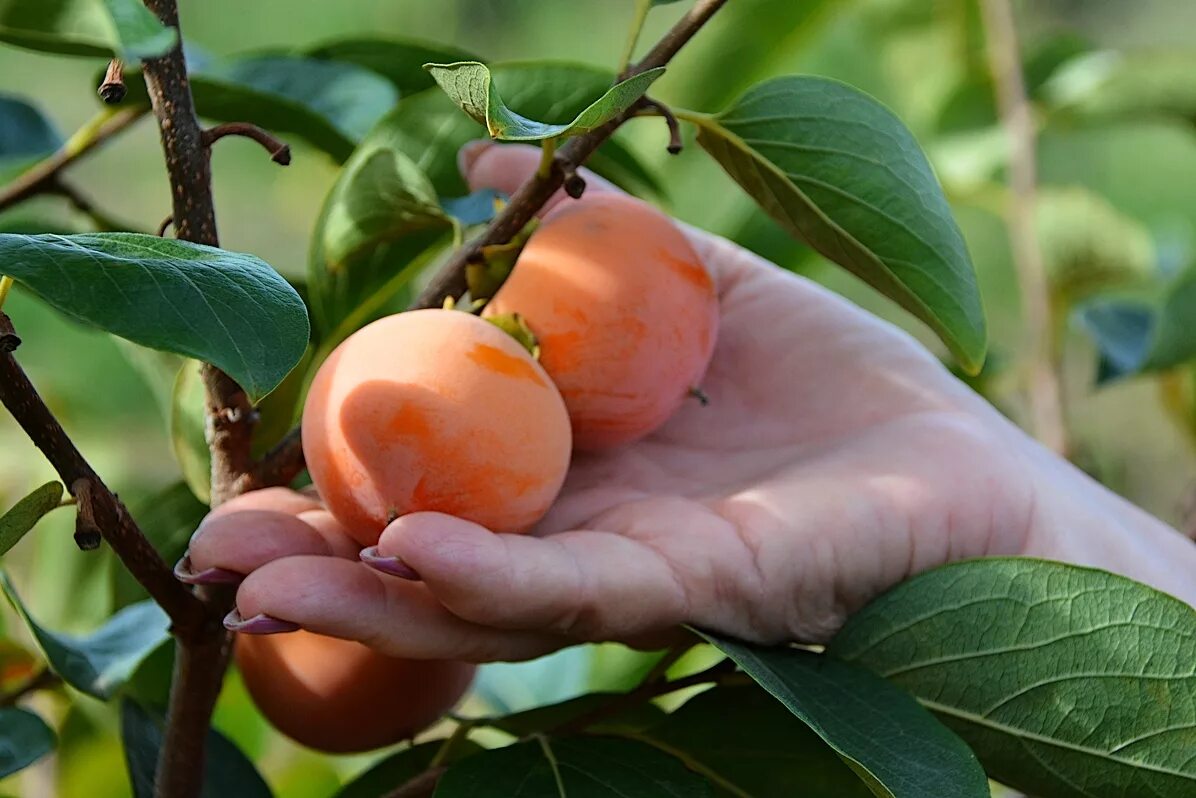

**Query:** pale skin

left=186, top=143, right=1196, bottom=661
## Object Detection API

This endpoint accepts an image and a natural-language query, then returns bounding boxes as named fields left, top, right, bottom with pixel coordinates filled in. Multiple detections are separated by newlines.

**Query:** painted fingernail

left=223, top=608, right=300, bottom=635
left=173, top=554, right=244, bottom=585
left=360, top=546, right=421, bottom=580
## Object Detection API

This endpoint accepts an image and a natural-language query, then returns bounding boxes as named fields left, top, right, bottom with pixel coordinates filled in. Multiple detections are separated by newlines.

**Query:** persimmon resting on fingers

left=484, top=193, right=719, bottom=451
left=235, top=631, right=475, bottom=753
left=302, top=309, right=572, bottom=546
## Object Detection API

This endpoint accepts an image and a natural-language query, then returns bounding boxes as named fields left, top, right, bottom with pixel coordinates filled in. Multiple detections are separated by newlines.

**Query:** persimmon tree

left=0, top=1, right=1193, bottom=797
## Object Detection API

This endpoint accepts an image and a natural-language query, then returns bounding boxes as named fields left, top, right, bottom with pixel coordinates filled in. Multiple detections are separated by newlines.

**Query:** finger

left=459, top=141, right=620, bottom=215
left=206, top=487, right=321, bottom=520
left=232, top=555, right=565, bottom=662
left=186, top=510, right=354, bottom=581
left=374, top=513, right=689, bottom=641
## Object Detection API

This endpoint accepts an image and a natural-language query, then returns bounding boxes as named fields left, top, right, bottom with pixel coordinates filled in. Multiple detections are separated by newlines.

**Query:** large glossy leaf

left=1, top=573, right=170, bottom=700
left=1078, top=265, right=1196, bottom=380
left=0, top=708, right=55, bottom=778
left=0, top=481, right=63, bottom=558
left=698, top=632, right=989, bottom=798
left=171, top=360, right=211, bottom=504
left=830, top=558, right=1196, bottom=798
left=693, top=75, right=987, bottom=372
left=0, top=0, right=175, bottom=60
left=0, top=233, right=310, bottom=401
left=635, top=685, right=874, bottom=797
left=435, top=735, right=714, bottom=797
left=117, top=55, right=397, bottom=161
left=426, top=61, right=665, bottom=141
left=0, top=94, right=60, bottom=169
left=306, top=140, right=451, bottom=343
left=307, top=36, right=477, bottom=96
left=121, top=700, right=273, bottom=798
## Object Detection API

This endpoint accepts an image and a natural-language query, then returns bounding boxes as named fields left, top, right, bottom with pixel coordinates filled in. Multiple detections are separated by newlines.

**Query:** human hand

left=184, top=143, right=1196, bottom=661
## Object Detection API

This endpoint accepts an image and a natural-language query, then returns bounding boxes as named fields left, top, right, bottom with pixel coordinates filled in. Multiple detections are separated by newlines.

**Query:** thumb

left=458, top=140, right=622, bottom=215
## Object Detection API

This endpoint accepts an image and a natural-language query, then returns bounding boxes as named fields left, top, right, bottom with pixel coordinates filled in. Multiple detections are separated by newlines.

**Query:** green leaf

left=693, top=75, right=988, bottom=372
left=425, top=61, right=666, bottom=141
left=121, top=700, right=273, bottom=798
left=488, top=692, right=667, bottom=738
left=0, top=94, right=61, bottom=170
left=170, top=360, right=211, bottom=504
left=1, top=573, right=170, bottom=700
left=335, top=739, right=481, bottom=798
left=435, top=735, right=715, bottom=797
left=1078, top=265, right=1196, bottom=380
left=307, top=143, right=452, bottom=344
left=637, top=685, right=873, bottom=797
left=97, top=0, right=175, bottom=60
left=697, top=631, right=989, bottom=798
left=0, top=707, right=55, bottom=779
left=0, top=233, right=310, bottom=402
left=0, top=481, right=63, bottom=558
left=116, top=55, right=398, bottom=162
left=829, top=558, right=1196, bottom=798
left=111, top=483, right=206, bottom=610
left=0, top=0, right=175, bottom=60
left=1050, top=50, right=1196, bottom=126
left=306, top=36, right=477, bottom=97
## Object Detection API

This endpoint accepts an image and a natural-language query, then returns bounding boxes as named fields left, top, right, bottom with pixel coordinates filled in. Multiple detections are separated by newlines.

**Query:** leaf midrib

left=920, top=698, right=1196, bottom=781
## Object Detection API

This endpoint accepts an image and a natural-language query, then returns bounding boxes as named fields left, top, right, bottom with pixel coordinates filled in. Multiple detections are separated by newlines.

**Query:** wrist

left=1020, top=440, right=1196, bottom=607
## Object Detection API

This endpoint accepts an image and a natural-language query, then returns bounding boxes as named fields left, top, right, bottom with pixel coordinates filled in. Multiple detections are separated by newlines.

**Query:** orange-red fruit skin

left=302, top=309, right=572, bottom=546
left=484, top=194, right=719, bottom=451
left=236, top=631, right=475, bottom=753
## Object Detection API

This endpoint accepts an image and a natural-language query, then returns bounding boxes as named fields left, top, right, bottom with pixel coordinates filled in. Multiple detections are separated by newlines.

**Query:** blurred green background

left=2, top=0, right=1195, bottom=795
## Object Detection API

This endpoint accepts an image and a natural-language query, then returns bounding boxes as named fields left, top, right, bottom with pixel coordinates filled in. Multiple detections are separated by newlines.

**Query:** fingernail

left=360, top=546, right=421, bottom=580
left=174, top=554, right=244, bottom=585
left=223, top=608, right=300, bottom=634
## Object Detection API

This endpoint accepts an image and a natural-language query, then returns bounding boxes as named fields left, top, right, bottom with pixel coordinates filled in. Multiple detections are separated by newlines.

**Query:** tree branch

left=201, top=122, right=292, bottom=165
left=0, top=313, right=206, bottom=631
left=982, top=0, right=1067, bottom=455
left=0, top=668, right=61, bottom=709
left=0, top=107, right=146, bottom=214
left=411, top=0, right=731, bottom=310
left=140, top=0, right=256, bottom=508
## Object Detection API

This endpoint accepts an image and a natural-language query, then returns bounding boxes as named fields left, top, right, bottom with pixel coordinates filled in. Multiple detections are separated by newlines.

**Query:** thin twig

left=410, top=0, right=730, bottom=311
left=201, top=122, right=291, bottom=166
left=982, top=0, right=1066, bottom=455
left=0, top=313, right=206, bottom=630
left=52, top=179, right=134, bottom=232
left=156, top=215, right=174, bottom=237
left=0, top=668, right=61, bottom=708
left=98, top=59, right=127, bottom=105
left=239, top=427, right=304, bottom=493
left=71, top=477, right=103, bottom=551
left=638, top=98, right=684, bottom=154
left=0, top=108, right=146, bottom=214
left=382, top=767, right=447, bottom=798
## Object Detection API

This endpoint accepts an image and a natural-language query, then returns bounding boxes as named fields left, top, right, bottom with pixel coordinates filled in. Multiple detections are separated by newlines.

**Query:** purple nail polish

left=360, top=546, right=421, bottom=580
left=223, top=608, right=300, bottom=635
left=174, top=554, right=244, bottom=586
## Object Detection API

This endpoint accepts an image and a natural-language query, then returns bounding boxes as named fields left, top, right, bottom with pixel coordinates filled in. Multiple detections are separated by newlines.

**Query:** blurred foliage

left=3, top=0, right=1196, bottom=795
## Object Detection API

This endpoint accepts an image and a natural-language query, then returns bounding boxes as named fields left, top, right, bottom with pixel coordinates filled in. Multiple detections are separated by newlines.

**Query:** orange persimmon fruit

left=236, top=631, right=475, bottom=753
left=483, top=193, right=719, bottom=451
left=302, top=309, right=571, bottom=546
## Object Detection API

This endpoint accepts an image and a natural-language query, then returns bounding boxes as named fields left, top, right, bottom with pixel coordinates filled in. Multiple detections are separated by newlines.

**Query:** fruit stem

left=619, top=0, right=654, bottom=76
left=537, top=137, right=557, bottom=180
